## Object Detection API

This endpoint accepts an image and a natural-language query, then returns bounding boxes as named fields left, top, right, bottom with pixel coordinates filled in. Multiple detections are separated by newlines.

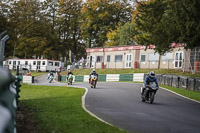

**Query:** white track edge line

left=160, top=87, right=200, bottom=104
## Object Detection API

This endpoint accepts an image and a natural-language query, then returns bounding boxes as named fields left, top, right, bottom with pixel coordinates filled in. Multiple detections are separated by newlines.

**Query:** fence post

left=0, top=30, right=9, bottom=66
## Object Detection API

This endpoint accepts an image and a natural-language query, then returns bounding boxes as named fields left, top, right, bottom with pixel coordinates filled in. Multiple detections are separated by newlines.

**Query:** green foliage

left=106, top=22, right=138, bottom=46
left=19, top=85, right=126, bottom=133
left=81, top=0, right=133, bottom=48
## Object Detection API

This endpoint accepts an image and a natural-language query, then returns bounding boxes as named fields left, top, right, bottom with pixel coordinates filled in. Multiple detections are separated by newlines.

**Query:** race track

left=35, top=74, right=200, bottom=133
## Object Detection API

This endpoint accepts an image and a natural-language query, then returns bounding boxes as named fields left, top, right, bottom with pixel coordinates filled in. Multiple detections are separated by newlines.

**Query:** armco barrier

left=179, top=76, right=188, bottom=89
left=106, top=74, right=119, bottom=82
left=75, top=76, right=84, bottom=82
left=187, top=77, right=195, bottom=91
left=120, top=74, right=133, bottom=81
left=133, top=73, right=144, bottom=82
left=98, top=74, right=107, bottom=81
left=61, top=75, right=67, bottom=82
left=0, top=67, right=20, bottom=133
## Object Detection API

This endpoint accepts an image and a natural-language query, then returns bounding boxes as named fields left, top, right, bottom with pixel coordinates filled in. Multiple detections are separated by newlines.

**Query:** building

left=3, top=58, right=62, bottom=72
left=86, top=45, right=199, bottom=72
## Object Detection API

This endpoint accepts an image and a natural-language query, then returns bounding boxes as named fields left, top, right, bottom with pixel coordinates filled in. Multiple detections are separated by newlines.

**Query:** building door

left=126, top=54, right=132, bottom=68
left=90, top=56, right=95, bottom=68
left=37, top=61, right=41, bottom=70
left=174, top=52, right=183, bottom=68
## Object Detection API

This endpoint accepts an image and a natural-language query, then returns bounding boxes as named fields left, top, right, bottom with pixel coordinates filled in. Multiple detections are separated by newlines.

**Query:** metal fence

left=0, top=67, right=21, bottom=133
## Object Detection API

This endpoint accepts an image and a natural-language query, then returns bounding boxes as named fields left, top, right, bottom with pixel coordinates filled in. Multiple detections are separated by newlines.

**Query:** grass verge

left=18, top=84, right=126, bottom=133
left=160, top=85, right=200, bottom=101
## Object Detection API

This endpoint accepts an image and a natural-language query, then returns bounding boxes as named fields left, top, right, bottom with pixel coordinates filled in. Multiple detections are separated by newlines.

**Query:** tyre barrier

left=0, top=67, right=21, bottom=133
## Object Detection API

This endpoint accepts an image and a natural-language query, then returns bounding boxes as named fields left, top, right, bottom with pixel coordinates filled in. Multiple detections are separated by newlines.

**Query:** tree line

left=0, top=0, right=199, bottom=61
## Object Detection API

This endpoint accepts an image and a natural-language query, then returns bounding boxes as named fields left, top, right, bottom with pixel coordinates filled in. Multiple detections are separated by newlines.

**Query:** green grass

left=160, top=85, right=200, bottom=101
left=19, top=85, right=126, bottom=133
left=60, top=68, right=200, bottom=78
left=10, top=70, right=47, bottom=77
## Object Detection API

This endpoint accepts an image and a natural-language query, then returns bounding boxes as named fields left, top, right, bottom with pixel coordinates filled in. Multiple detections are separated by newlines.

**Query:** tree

left=163, top=0, right=200, bottom=49
left=106, top=22, right=138, bottom=46
left=81, top=0, right=133, bottom=48
left=134, top=0, right=171, bottom=55
left=57, top=0, right=86, bottom=61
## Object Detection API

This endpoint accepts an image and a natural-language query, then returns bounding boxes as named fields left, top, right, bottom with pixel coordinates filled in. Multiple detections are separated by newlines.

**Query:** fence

left=144, top=73, right=200, bottom=91
left=0, top=67, right=21, bottom=133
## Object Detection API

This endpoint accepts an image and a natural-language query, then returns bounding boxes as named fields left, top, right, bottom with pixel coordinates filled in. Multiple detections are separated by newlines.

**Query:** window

left=107, top=55, right=110, bottom=62
left=25, top=61, right=28, bottom=65
left=140, top=54, right=146, bottom=62
left=18, top=61, right=20, bottom=65
left=48, top=61, right=53, bottom=66
left=55, top=62, right=59, bottom=66
left=96, top=56, right=103, bottom=62
left=174, top=52, right=183, bottom=68
left=115, top=55, right=123, bottom=62
left=42, top=61, right=45, bottom=65
left=13, top=61, right=16, bottom=65
left=9, top=61, right=12, bottom=64
left=161, top=52, right=173, bottom=60
left=148, top=53, right=159, bottom=61
left=33, top=61, right=36, bottom=65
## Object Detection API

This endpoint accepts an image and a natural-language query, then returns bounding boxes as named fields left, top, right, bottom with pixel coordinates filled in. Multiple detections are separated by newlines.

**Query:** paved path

left=35, top=75, right=200, bottom=133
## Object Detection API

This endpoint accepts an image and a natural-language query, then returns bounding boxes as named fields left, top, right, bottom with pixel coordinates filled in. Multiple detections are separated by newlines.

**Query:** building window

left=140, top=54, right=146, bottom=62
left=42, top=61, right=45, bottom=65
left=25, top=61, right=28, bottom=65
left=13, top=61, right=16, bottom=65
left=174, top=52, right=183, bottom=68
left=161, top=52, right=173, bottom=61
left=55, top=62, right=59, bottom=66
left=33, top=61, right=36, bottom=65
left=115, top=55, right=123, bottom=62
left=18, top=61, right=20, bottom=65
left=9, top=61, right=12, bottom=64
left=148, top=53, right=159, bottom=61
left=96, top=56, right=103, bottom=62
left=48, top=61, right=53, bottom=66
left=107, top=55, right=110, bottom=62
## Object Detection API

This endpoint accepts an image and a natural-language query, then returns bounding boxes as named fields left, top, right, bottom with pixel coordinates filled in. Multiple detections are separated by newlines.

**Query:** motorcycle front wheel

left=149, top=92, right=155, bottom=104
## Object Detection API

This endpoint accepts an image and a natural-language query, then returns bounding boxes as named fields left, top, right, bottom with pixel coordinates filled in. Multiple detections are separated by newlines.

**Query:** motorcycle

left=49, top=75, right=54, bottom=83
left=141, top=82, right=158, bottom=104
left=90, top=75, right=97, bottom=88
left=67, top=74, right=73, bottom=85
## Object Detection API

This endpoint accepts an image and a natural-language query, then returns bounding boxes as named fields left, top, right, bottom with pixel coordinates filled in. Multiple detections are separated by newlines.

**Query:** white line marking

left=160, top=87, right=200, bottom=104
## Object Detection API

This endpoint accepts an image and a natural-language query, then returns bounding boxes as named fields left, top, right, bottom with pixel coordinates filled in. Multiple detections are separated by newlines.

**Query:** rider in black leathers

left=141, top=71, right=159, bottom=97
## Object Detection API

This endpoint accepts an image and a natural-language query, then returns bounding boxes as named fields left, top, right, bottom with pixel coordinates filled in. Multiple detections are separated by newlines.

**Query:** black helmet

left=150, top=71, right=155, bottom=77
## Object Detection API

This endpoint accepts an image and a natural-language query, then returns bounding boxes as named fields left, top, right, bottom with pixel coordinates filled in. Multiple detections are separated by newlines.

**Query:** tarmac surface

left=35, top=74, right=200, bottom=133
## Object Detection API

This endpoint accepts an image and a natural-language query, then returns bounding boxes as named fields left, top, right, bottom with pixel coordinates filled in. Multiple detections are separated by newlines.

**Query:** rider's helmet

left=150, top=71, right=155, bottom=77
left=92, top=69, right=96, bottom=72
left=68, top=69, right=71, bottom=72
left=50, top=71, right=53, bottom=74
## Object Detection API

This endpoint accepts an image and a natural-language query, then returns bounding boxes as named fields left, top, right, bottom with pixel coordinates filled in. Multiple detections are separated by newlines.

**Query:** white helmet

left=150, top=71, right=155, bottom=77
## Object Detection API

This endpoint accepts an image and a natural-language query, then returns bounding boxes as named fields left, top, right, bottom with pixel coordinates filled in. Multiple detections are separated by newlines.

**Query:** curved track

left=35, top=75, right=200, bottom=133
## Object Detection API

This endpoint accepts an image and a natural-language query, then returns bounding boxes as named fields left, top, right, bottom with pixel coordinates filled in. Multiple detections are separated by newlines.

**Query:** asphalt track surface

left=35, top=74, right=200, bottom=133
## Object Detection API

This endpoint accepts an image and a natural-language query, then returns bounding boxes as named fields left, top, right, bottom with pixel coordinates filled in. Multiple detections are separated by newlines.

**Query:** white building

left=3, top=59, right=61, bottom=72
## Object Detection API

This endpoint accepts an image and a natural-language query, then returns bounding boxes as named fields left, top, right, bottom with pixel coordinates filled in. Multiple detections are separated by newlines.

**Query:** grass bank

left=60, top=68, right=200, bottom=78
left=18, top=85, right=126, bottom=133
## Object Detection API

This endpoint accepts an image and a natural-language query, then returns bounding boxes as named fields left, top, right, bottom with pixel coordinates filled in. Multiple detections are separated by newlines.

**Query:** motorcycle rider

left=89, top=69, right=98, bottom=84
left=48, top=71, right=54, bottom=80
left=141, top=71, right=159, bottom=97
left=67, top=69, right=73, bottom=80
